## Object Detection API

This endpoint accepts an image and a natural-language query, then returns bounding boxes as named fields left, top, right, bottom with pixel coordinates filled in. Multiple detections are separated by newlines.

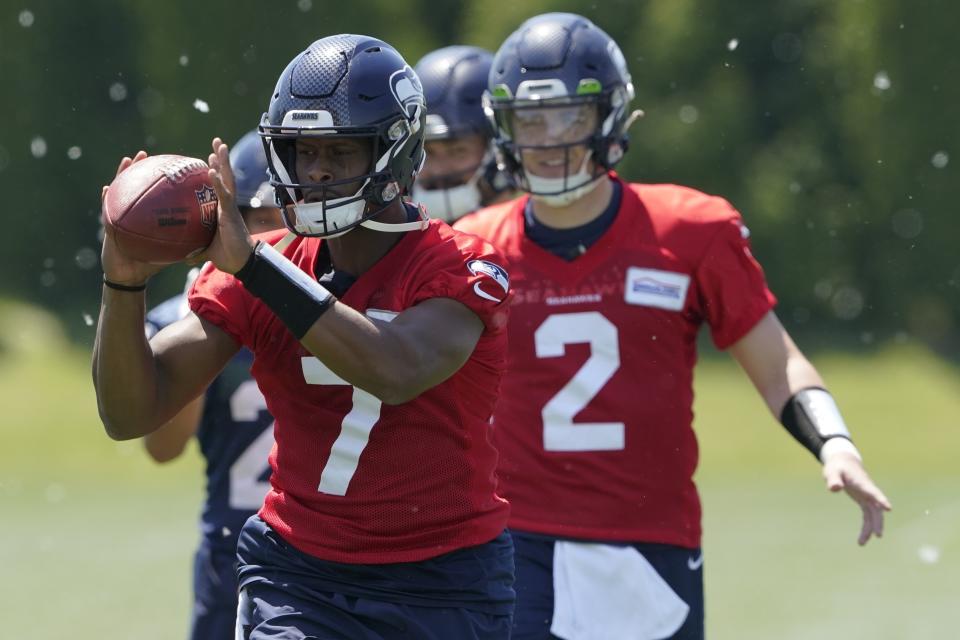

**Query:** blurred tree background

left=1, top=0, right=956, bottom=349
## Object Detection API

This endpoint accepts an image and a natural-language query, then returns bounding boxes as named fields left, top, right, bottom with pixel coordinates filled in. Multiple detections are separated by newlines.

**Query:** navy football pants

left=510, top=532, right=704, bottom=640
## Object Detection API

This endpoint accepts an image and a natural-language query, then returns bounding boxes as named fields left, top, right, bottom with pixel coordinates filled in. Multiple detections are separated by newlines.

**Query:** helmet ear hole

left=606, top=142, right=624, bottom=166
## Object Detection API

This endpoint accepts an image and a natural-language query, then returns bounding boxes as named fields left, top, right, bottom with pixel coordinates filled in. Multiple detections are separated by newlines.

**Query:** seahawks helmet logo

left=389, top=65, right=425, bottom=123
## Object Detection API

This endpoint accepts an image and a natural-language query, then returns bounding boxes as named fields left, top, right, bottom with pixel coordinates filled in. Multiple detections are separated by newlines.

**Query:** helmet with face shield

left=259, top=34, right=428, bottom=238
left=485, top=13, right=637, bottom=207
left=412, top=46, right=511, bottom=222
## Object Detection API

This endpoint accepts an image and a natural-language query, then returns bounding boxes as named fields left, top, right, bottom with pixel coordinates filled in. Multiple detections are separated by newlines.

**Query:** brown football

left=103, top=154, right=218, bottom=264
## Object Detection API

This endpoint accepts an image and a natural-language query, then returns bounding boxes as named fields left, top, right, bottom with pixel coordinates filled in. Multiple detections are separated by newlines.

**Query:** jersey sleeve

left=187, top=262, right=251, bottom=348
left=696, top=213, right=777, bottom=349
left=407, top=232, right=511, bottom=333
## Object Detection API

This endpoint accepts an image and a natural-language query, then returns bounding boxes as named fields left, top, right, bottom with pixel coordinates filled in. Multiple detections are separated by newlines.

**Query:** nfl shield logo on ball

left=195, top=185, right=218, bottom=229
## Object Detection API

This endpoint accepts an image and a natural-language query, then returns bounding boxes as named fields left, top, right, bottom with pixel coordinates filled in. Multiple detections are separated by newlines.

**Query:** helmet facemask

left=413, top=132, right=495, bottom=222
left=413, top=162, right=486, bottom=222
left=488, top=96, right=613, bottom=207
left=260, top=105, right=428, bottom=238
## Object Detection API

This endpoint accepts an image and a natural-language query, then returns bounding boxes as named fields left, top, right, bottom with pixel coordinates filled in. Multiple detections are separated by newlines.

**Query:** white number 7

left=300, top=358, right=383, bottom=496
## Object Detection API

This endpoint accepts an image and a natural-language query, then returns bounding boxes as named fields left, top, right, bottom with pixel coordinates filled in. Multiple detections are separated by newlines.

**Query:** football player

left=141, top=129, right=281, bottom=640
left=455, top=13, right=892, bottom=640
left=95, top=35, right=514, bottom=639
left=412, top=45, right=513, bottom=223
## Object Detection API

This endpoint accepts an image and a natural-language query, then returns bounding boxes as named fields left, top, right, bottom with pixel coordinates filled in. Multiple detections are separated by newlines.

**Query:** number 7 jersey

left=455, top=177, right=776, bottom=548
left=189, top=221, right=512, bottom=564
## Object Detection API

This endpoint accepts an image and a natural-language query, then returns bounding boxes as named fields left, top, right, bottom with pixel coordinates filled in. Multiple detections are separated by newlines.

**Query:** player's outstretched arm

left=728, top=311, right=892, bottom=545
left=94, top=152, right=240, bottom=440
left=299, top=297, right=484, bottom=405
left=93, top=306, right=236, bottom=441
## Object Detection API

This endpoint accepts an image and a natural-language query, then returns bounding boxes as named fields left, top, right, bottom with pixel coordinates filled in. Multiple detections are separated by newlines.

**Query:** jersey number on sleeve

left=534, top=312, right=625, bottom=452
left=227, top=380, right=275, bottom=510
left=301, top=357, right=383, bottom=496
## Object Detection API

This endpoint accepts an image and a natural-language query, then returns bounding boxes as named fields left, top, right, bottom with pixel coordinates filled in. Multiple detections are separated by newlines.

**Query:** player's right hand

left=100, top=151, right=168, bottom=287
left=186, top=137, right=257, bottom=274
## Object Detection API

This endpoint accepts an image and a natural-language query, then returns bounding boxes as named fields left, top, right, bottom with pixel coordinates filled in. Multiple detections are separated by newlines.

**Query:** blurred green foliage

left=1, top=0, right=956, bottom=345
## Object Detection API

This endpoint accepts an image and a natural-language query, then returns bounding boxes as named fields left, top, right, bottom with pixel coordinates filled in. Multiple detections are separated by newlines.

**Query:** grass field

left=2, top=300, right=957, bottom=639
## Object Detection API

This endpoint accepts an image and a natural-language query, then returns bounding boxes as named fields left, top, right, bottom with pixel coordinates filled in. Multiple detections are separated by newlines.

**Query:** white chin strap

left=270, top=143, right=427, bottom=237
left=412, top=168, right=483, bottom=223
left=360, top=206, right=430, bottom=233
left=289, top=196, right=429, bottom=237
left=526, top=150, right=603, bottom=208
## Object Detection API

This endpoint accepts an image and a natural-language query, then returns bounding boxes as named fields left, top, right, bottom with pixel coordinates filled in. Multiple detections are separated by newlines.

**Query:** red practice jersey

left=190, top=220, right=511, bottom=563
left=455, top=177, right=776, bottom=548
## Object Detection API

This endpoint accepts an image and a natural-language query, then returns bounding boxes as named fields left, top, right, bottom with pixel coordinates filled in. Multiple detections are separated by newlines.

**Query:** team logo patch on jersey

left=624, top=267, right=690, bottom=311
left=467, top=259, right=510, bottom=303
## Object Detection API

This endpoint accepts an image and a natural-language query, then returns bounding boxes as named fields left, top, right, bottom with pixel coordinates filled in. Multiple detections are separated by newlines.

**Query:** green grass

left=2, top=300, right=957, bottom=638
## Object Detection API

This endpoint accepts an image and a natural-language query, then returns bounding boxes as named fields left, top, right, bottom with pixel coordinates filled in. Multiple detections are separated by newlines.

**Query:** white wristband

left=819, top=437, right=862, bottom=464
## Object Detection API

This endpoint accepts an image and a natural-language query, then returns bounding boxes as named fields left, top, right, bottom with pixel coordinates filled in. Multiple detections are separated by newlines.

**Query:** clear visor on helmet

left=497, top=100, right=598, bottom=147
left=490, top=98, right=606, bottom=203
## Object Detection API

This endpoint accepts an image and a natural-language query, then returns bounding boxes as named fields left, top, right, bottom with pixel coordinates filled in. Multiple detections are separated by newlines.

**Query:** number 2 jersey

left=146, top=294, right=274, bottom=550
left=188, top=220, right=512, bottom=564
left=455, top=176, right=777, bottom=549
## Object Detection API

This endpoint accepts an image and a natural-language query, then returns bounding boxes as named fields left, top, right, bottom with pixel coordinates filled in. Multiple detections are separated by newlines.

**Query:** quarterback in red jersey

left=456, top=13, right=891, bottom=640
left=94, top=35, right=514, bottom=640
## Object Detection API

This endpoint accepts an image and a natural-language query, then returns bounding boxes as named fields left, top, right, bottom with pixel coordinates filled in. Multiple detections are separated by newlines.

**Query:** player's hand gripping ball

left=103, top=154, right=219, bottom=263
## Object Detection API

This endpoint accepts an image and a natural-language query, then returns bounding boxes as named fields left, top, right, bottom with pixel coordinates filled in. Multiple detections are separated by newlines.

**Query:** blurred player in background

left=413, top=46, right=513, bottom=223
left=142, top=130, right=282, bottom=640
left=456, top=13, right=892, bottom=640
left=94, top=34, right=514, bottom=639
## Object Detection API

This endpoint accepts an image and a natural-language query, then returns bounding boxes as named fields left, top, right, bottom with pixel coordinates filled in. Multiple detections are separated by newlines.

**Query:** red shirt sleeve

left=696, top=214, right=777, bottom=349
left=406, top=231, right=511, bottom=334
left=187, top=261, right=251, bottom=348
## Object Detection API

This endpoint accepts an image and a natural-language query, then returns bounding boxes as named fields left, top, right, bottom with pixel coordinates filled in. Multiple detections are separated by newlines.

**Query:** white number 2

left=301, top=358, right=383, bottom=496
left=534, top=312, right=624, bottom=452
left=227, top=380, right=275, bottom=510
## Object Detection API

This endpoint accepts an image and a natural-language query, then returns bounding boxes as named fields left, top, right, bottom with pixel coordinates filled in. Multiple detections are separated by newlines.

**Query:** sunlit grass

left=2, top=300, right=956, bottom=638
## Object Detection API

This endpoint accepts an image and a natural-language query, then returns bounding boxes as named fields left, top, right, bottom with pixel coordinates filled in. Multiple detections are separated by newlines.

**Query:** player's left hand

left=822, top=451, right=892, bottom=546
left=187, top=138, right=256, bottom=274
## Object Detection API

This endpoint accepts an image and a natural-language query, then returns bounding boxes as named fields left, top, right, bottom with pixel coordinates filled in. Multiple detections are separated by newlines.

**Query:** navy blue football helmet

left=485, top=13, right=638, bottom=206
left=417, top=46, right=493, bottom=140
left=229, top=130, right=275, bottom=210
left=413, top=46, right=512, bottom=222
left=259, top=35, right=428, bottom=237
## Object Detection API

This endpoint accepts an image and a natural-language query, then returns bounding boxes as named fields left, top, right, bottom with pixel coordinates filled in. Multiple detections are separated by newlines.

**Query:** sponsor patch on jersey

left=624, top=267, right=690, bottom=311
left=467, top=259, right=510, bottom=303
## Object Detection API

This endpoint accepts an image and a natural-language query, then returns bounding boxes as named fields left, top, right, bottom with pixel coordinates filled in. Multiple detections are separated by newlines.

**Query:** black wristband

left=234, top=241, right=336, bottom=339
left=780, top=387, right=853, bottom=460
left=103, top=276, right=147, bottom=292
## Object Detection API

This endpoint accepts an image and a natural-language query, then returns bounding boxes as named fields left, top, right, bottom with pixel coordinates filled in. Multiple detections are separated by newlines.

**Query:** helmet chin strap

left=361, top=205, right=430, bottom=232
left=526, top=150, right=604, bottom=208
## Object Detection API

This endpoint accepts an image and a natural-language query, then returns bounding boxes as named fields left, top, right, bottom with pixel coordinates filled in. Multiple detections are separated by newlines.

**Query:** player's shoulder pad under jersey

left=627, top=182, right=742, bottom=225
left=453, top=196, right=522, bottom=236
left=419, top=221, right=512, bottom=308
